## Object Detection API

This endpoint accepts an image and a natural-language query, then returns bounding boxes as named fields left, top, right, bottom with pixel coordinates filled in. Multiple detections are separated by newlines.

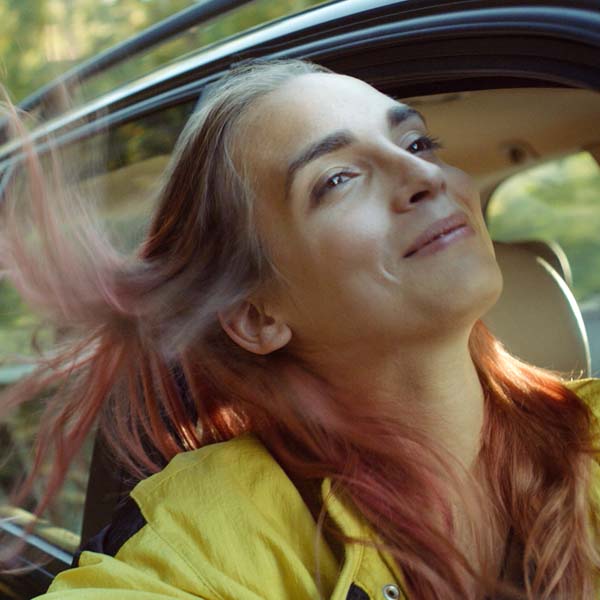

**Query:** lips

left=403, top=213, right=469, bottom=258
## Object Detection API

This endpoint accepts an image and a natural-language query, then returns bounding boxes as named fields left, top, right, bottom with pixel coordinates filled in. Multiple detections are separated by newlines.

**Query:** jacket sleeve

left=32, top=497, right=212, bottom=600
left=35, top=545, right=208, bottom=600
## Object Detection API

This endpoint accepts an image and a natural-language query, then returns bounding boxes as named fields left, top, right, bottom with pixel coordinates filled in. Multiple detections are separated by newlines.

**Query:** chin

left=440, top=254, right=504, bottom=327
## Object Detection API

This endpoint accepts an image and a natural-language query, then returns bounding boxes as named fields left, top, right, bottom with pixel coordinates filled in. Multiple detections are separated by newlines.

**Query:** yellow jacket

left=35, top=378, right=600, bottom=600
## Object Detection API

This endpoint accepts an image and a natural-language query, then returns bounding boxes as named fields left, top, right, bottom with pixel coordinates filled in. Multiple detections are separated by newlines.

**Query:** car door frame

left=1, top=1, right=599, bottom=597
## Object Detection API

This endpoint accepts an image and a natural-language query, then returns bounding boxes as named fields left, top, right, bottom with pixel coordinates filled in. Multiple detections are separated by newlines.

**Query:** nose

left=387, top=150, right=447, bottom=213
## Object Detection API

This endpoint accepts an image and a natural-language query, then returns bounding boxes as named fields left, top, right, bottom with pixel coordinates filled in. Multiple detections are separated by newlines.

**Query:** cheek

left=445, top=165, right=490, bottom=234
left=311, top=207, right=389, bottom=279
left=445, top=165, right=479, bottom=209
left=273, top=205, right=393, bottom=320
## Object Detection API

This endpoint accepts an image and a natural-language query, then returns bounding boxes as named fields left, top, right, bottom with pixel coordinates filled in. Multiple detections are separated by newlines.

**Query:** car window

left=2, top=0, right=201, bottom=103
left=2, top=0, right=327, bottom=110
left=0, top=100, right=194, bottom=535
left=486, top=151, right=600, bottom=375
left=78, top=0, right=327, bottom=106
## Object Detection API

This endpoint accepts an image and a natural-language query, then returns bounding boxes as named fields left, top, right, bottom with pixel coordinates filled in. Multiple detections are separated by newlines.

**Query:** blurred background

left=0, top=0, right=327, bottom=534
left=0, top=0, right=599, bottom=538
left=0, top=0, right=324, bottom=103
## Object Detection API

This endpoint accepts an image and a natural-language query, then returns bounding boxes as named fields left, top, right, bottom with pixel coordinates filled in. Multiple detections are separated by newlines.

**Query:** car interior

left=405, top=86, right=600, bottom=377
left=0, top=83, right=598, bottom=600
left=68, top=84, right=599, bottom=557
left=90, top=85, right=599, bottom=376
left=0, top=2, right=599, bottom=597
left=7, top=81, right=600, bottom=539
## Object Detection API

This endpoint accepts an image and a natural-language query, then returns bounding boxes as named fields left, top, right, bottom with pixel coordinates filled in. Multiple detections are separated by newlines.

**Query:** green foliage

left=0, top=280, right=51, bottom=360
left=1, top=0, right=192, bottom=102
left=0, top=0, right=325, bottom=104
left=488, top=152, right=600, bottom=302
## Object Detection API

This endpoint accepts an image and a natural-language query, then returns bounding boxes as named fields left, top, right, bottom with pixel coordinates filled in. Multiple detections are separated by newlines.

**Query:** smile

left=403, top=214, right=474, bottom=258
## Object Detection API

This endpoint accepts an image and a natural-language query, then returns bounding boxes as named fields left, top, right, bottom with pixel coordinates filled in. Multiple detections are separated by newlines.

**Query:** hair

left=1, top=58, right=599, bottom=599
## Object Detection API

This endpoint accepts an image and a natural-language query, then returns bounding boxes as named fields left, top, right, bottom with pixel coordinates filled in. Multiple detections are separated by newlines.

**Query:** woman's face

left=239, top=73, right=502, bottom=356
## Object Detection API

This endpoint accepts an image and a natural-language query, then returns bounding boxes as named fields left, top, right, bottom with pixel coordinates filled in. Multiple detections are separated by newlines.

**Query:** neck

left=299, top=327, right=512, bottom=586
left=309, top=329, right=486, bottom=469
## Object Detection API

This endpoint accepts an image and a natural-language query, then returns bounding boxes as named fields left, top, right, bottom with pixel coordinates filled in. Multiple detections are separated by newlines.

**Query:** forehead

left=252, top=72, right=392, bottom=132
left=237, top=73, right=397, bottom=184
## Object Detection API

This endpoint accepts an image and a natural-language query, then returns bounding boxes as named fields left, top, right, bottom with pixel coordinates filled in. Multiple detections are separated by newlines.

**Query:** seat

left=483, top=241, right=591, bottom=377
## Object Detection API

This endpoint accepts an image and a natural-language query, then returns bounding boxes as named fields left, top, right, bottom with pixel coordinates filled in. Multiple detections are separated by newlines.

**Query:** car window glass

left=3, top=1, right=326, bottom=105
left=0, top=101, right=194, bottom=535
left=486, top=151, right=600, bottom=375
left=79, top=0, right=326, bottom=105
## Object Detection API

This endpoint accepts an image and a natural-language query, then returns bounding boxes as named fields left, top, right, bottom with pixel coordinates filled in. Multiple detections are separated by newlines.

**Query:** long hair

left=1, top=58, right=599, bottom=599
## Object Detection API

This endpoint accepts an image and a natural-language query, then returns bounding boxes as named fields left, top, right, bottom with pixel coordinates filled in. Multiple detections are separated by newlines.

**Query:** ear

left=218, top=300, right=292, bottom=355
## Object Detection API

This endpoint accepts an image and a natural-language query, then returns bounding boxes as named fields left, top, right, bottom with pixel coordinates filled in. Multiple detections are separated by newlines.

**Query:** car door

left=0, top=1, right=599, bottom=598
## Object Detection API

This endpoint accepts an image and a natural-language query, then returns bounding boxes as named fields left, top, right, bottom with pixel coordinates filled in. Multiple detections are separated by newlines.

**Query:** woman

left=1, top=59, right=599, bottom=600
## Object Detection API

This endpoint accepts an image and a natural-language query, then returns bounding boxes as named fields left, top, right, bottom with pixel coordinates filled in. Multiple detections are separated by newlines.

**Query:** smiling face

left=237, top=73, right=502, bottom=358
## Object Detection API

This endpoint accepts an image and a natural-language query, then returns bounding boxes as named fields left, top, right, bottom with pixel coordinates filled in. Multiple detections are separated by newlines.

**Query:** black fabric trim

left=346, top=583, right=370, bottom=600
left=72, top=496, right=147, bottom=566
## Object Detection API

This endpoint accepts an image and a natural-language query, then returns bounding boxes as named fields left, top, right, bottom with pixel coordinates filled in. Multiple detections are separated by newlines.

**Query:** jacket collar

left=321, top=478, right=409, bottom=600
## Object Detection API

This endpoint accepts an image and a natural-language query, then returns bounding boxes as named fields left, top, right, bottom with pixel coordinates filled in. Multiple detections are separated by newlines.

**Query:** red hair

left=1, top=60, right=599, bottom=598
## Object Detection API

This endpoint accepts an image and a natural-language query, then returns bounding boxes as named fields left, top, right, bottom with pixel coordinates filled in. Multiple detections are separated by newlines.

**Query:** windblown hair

left=1, top=59, right=599, bottom=599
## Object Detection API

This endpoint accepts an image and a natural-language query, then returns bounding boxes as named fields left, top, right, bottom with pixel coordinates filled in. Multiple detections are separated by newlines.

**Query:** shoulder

left=564, top=377, right=600, bottom=398
left=128, top=432, right=313, bottom=553
left=74, top=433, right=336, bottom=599
left=133, top=432, right=286, bottom=512
left=131, top=432, right=320, bottom=542
left=79, top=433, right=289, bottom=559
left=567, top=378, right=600, bottom=508
left=565, top=377, right=600, bottom=418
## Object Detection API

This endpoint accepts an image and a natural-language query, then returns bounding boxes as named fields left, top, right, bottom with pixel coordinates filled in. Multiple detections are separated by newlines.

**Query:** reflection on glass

left=4, top=0, right=326, bottom=108
left=0, top=102, right=192, bottom=532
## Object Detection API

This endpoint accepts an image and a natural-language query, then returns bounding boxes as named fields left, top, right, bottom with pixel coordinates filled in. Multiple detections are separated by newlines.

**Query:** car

left=0, top=0, right=599, bottom=597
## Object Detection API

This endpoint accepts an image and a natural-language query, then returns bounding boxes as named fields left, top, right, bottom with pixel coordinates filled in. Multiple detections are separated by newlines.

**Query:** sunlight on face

left=239, top=73, right=502, bottom=356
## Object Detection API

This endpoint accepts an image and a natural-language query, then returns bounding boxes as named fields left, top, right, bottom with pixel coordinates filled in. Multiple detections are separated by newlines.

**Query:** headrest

left=482, top=241, right=591, bottom=377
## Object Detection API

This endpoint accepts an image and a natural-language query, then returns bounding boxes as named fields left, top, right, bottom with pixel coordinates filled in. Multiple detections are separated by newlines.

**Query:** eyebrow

left=388, top=105, right=425, bottom=128
left=284, top=104, right=425, bottom=199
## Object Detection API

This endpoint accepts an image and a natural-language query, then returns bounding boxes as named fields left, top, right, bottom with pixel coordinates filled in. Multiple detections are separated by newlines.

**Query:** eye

left=406, top=135, right=442, bottom=154
left=311, top=170, right=357, bottom=206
